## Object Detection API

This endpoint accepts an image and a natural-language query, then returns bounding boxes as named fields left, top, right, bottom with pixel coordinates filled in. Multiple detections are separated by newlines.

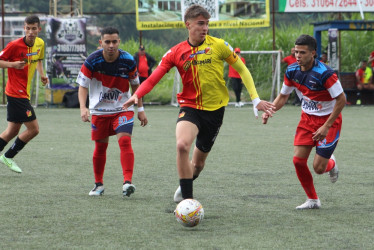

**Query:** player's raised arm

left=130, top=83, right=148, bottom=127
left=123, top=65, right=168, bottom=110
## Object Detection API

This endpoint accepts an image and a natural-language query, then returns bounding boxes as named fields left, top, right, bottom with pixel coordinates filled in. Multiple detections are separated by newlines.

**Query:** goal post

left=240, top=50, right=282, bottom=102
left=171, top=50, right=282, bottom=107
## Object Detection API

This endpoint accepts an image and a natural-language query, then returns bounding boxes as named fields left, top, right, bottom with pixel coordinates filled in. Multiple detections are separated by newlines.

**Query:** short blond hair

left=184, top=4, right=210, bottom=22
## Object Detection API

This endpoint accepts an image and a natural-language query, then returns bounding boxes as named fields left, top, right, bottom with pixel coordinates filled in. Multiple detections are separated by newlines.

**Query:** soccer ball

left=174, top=199, right=204, bottom=227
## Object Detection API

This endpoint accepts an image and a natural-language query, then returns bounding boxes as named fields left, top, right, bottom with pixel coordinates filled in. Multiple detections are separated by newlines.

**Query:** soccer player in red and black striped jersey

left=0, top=15, right=49, bottom=173
left=123, top=4, right=275, bottom=203
left=262, top=34, right=346, bottom=209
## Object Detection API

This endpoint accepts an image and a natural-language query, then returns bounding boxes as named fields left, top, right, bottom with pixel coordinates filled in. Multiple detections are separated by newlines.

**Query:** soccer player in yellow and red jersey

left=123, top=4, right=275, bottom=203
left=0, top=15, right=48, bottom=173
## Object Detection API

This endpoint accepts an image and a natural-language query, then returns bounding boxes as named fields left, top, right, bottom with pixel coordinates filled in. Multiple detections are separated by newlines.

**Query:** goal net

left=171, top=50, right=282, bottom=107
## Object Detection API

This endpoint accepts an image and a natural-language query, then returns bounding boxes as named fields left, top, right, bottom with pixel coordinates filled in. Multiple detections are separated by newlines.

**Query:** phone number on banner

left=285, top=0, right=374, bottom=11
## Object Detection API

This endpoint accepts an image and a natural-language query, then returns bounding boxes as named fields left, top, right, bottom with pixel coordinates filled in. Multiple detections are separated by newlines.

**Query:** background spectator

left=320, top=52, right=328, bottom=64
left=368, top=51, right=374, bottom=71
left=133, top=45, right=156, bottom=84
left=228, top=47, right=246, bottom=107
left=282, top=47, right=300, bottom=105
left=282, top=47, right=296, bottom=65
left=355, top=59, right=374, bottom=105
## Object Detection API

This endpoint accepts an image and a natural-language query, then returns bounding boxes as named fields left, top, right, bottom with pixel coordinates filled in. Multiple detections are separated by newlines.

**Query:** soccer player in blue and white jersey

left=77, top=27, right=148, bottom=197
left=262, top=34, right=346, bottom=209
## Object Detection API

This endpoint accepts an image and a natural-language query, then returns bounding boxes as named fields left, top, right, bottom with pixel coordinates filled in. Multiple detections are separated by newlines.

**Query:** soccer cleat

left=328, top=154, right=339, bottom=183
left=0, top=154, right=22, bottom=173
left=123, top=183, right=136, bottom=197
left=235, top=102, right=240, bottom=108
left=174, top=186, right=183, bottom=203
left=296, top=198, right=321, bottom=210
left=89, top=183, right=104, bottom=196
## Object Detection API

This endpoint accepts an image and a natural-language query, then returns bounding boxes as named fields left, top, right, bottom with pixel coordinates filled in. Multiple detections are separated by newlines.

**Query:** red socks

left=93, top=141, right=108, bottom=184
left=293, top=156, right=318, bottom=199
left=324, top=158, right=335, bottom=173
left=118, top=136, right=134, bottom=184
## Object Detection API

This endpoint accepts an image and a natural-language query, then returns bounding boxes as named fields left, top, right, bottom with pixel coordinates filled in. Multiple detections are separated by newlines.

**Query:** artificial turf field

left=0, top=105, right=373, bottom=249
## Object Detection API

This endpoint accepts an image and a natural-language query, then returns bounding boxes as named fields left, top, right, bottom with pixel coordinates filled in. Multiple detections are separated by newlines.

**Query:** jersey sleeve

left=0, top=42, right=15, bottom=61
left=229, top=58, right=259, bottom=101
left=128, top=58, right=140, bottom=85
left=38, top=39, right=45, bottom=60
left=281, top=73, right=295, bottom=95
left=135, top=65, right=168, bottom=98
left=76, top=61, right=93, bottom=88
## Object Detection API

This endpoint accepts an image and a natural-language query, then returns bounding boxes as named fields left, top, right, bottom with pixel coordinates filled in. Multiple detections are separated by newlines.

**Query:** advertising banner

left=136, top=0, right=270, bottom=30
left=45, top=17, right=87, bottom=88
left=328, top=28, right=339, bottom=71
left=278, top=0, right=374, bottom=12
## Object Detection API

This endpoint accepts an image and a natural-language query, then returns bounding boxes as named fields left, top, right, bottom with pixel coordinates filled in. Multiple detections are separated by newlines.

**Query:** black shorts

left=6, top=95, right=36, bottom=123
left=177, top=106, right=225, bottom=153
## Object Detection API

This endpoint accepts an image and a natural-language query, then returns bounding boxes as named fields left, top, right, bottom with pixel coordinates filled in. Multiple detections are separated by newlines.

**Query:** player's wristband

left=252, top=97, right=261, bottom=108
left=137, top=107, right=145, bottom=112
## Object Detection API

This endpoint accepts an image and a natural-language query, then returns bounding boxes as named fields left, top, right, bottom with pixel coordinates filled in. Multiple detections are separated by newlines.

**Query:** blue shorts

left=295, top=112, right=342, bottom=159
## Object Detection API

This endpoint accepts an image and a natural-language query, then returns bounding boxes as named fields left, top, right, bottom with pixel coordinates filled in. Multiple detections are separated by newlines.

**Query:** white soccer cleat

left=174, top=186, right=183, bottom=203
left=328, top=154, right=339, bottom=183
left=296, top=198, right=321, bottom=210
left=89, top=184, right=104, bottom=196
left=123, top=183, right=136, bottom=197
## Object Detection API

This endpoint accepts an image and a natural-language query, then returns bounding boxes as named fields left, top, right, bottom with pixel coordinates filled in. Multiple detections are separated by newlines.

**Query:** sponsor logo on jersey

left=302, top=98, right=320, bottom=111
left=192, top=58, right=211, bottom=65
left=99, top=89, right=122, bottom=102
left=183, top=58, right=212, bottom=71
left=189, top=48, right=211, bottom=58
left=26, top=49, right=40, bottom=56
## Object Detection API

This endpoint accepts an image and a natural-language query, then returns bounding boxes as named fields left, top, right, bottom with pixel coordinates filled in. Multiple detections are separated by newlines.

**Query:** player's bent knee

left=176, top=140, right=191, bottom=154
left=313, top=165, right=325, bottom=175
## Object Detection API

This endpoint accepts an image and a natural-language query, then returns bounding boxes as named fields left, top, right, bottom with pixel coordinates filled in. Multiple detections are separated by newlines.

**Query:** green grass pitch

left=0, top=105, right=373, bottom=249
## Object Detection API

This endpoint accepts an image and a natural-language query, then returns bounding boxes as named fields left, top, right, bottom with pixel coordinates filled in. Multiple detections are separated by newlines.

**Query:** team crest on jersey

left=26, top=110, right=32, bottom=117
left=204, top=47, right=212, bottom=55
left=183, top=61, right=191, bottom=71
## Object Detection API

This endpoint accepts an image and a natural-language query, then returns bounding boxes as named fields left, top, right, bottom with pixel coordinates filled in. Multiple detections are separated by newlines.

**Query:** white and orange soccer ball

left=174, top=199, right=204, bottom=227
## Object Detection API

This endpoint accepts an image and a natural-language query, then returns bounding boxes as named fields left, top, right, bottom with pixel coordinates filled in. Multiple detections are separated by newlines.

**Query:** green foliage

left=0, top=106, right=374, bottom=249
left=118, top=38, right=175, bottom=104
